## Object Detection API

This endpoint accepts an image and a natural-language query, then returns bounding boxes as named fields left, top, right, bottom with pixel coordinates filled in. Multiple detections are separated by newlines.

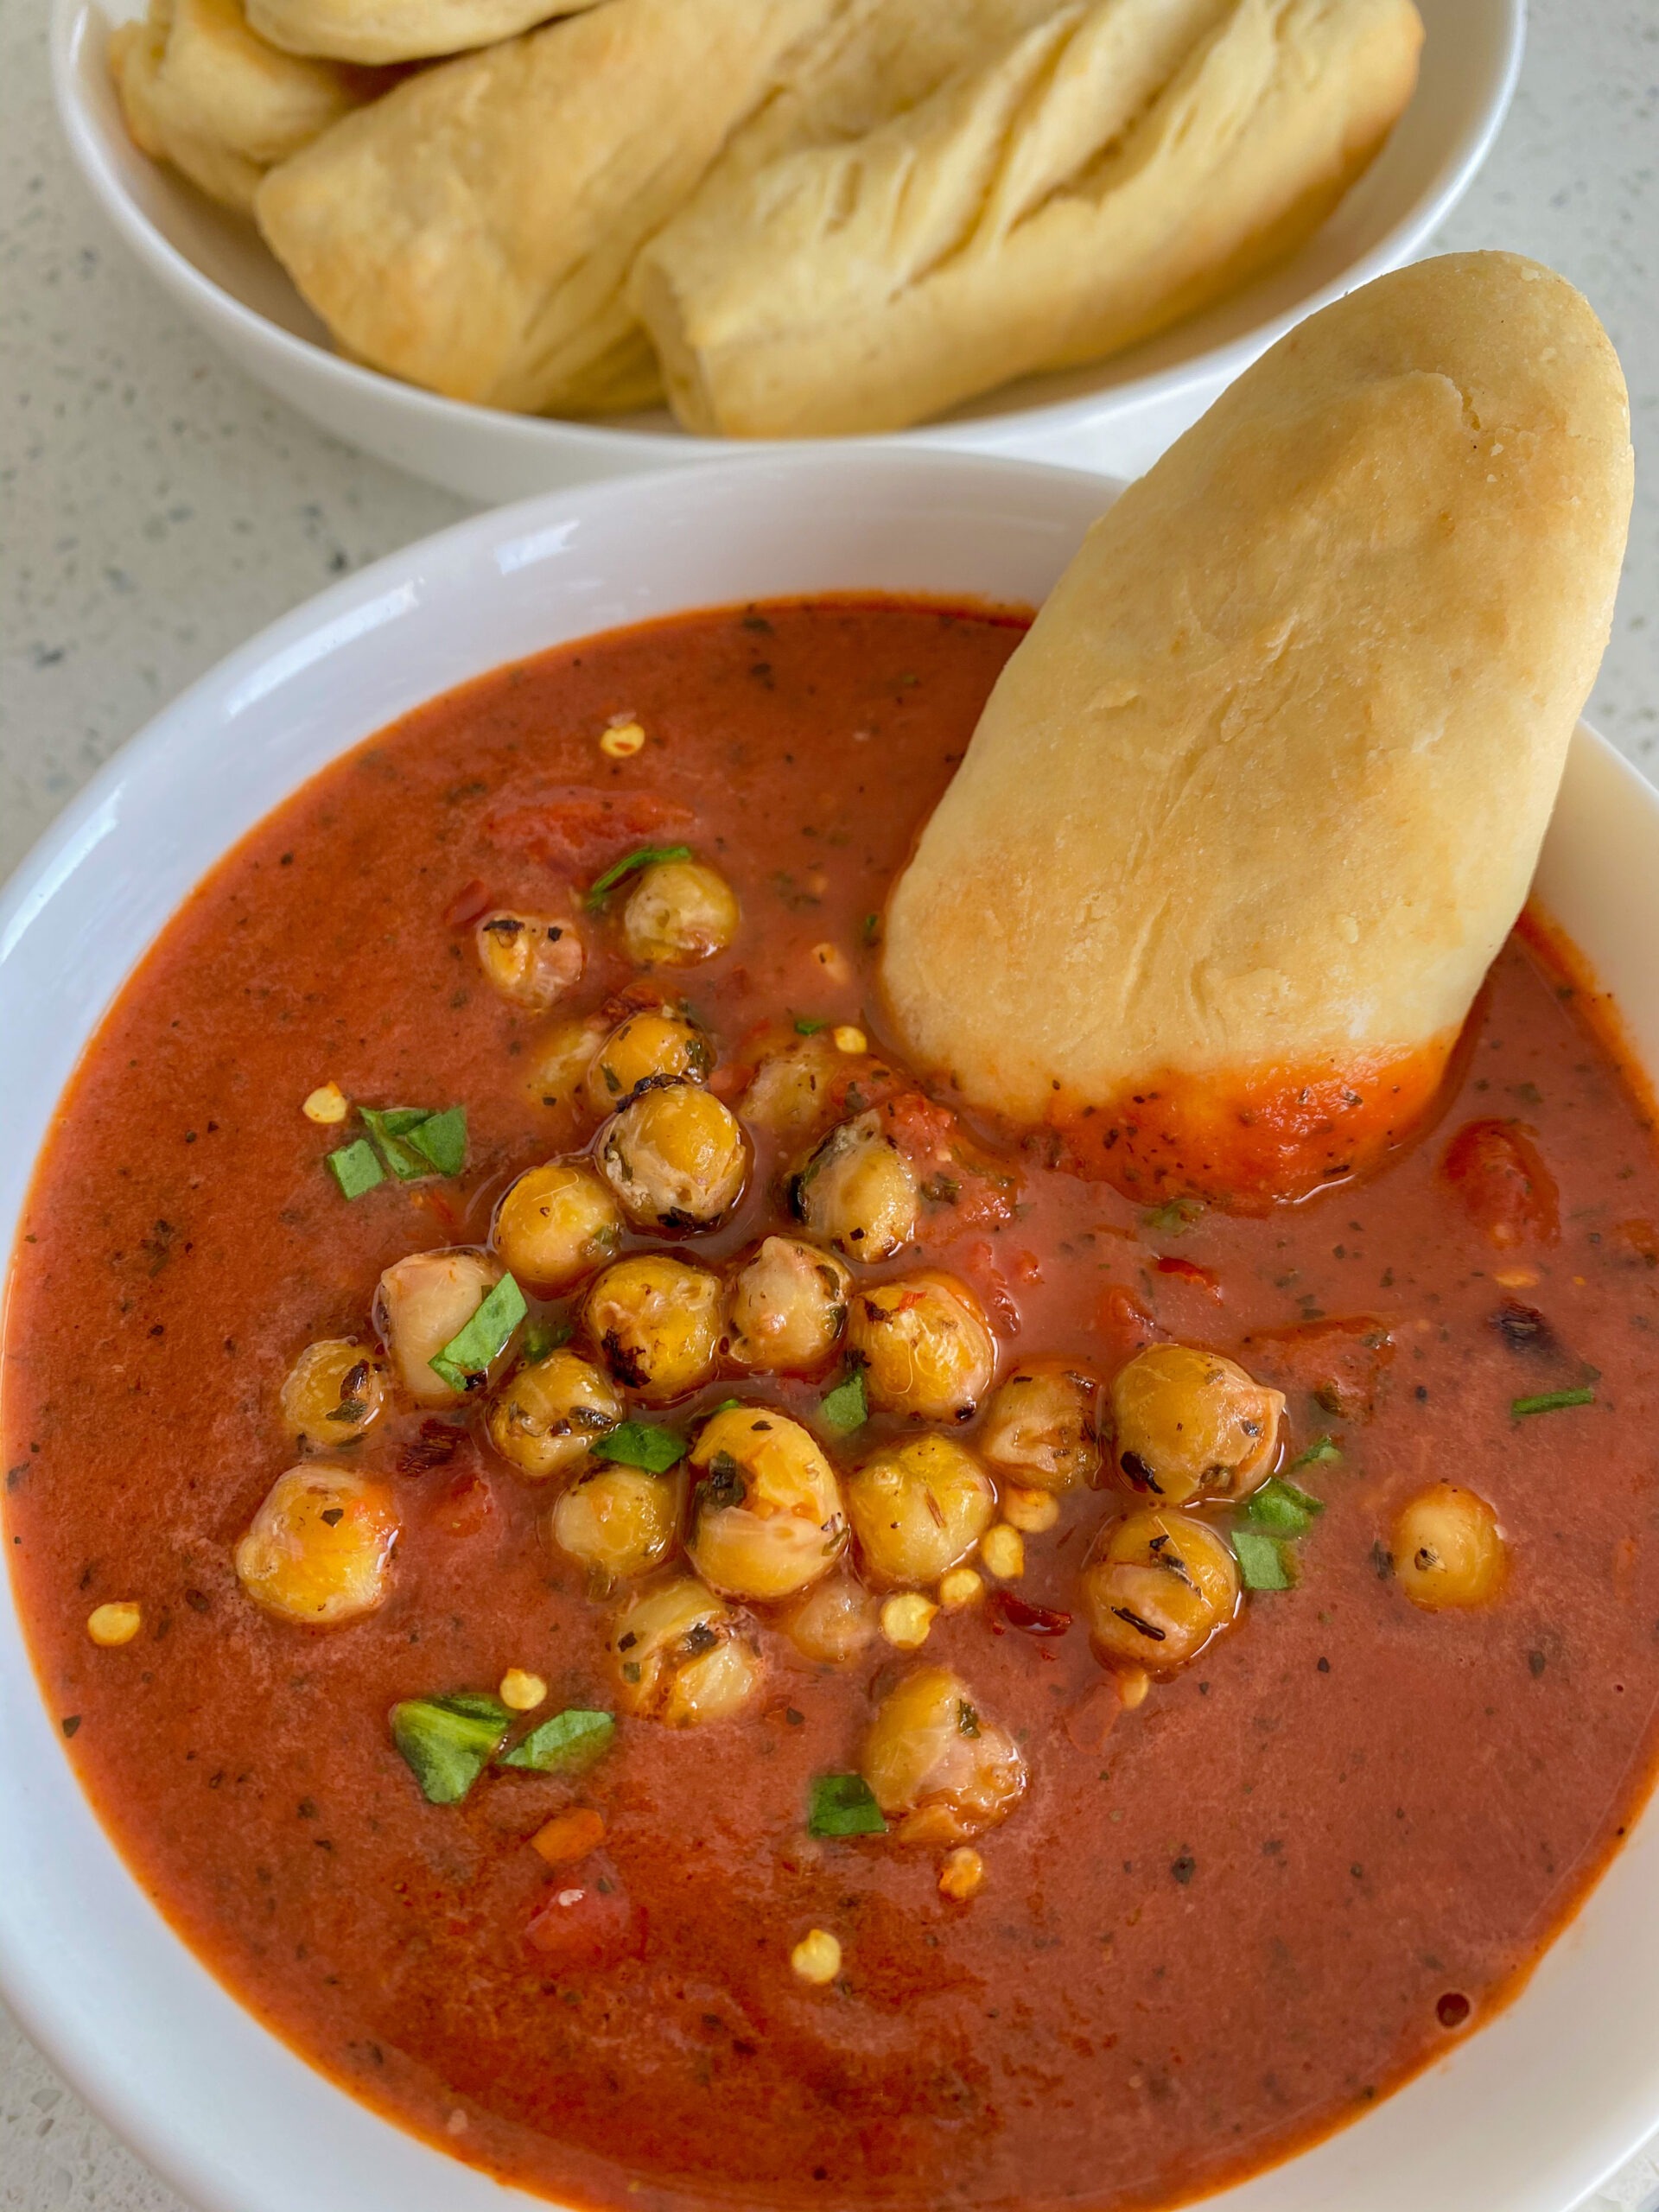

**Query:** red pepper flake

left=1154, top=1255, right=1221, bottom=1295
left=1095, top=1284, right=1160, bottom=1364
left=989, top=1591, right=1072, bottom=1637
left=443, top=879, right=494, bottom=931
left=434, top=1471, right=494, bottom=1539
left=397, top=1419, right=463, bottom=1476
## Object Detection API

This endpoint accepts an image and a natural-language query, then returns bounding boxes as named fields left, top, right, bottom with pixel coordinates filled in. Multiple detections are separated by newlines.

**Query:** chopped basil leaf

left=586, top=843, right=694, bottom=910
left=499, top=1707, right=615, bottom=1774
left=709, top=1397, right=744, bottom=1414
left=794, top=1016, right=829, bottom=1035
left=429, top=1274, right=526, bottom=1392
left=591, top=1420, right=686, bottom=1473
left=1233, top=1529, right=1294, bottom=1591
left=438, top=1688, right=515, bottom=1724
left=359, top=1107, right=434, bottom=1179
left=1141, top=1196, right=1205, bottom=1236
left=1512, top=1386, right=1596, bottom=1418
left=391, top=1692, right=511, bottom=1803
left=808, top=1772, right=886, bottom=1837
left=405, top=1105, right=467, bottom=1177
left=819, top=1370, right=868, bottom=1434
left=520, top=1314, right=575, bottom=1364
left=861, top=912, right=880, bottom=946
left=358, top=1104, right=467, bottom=1180
left=1246, top=1477, right=1325, bottom=1537
left=1287, top=1434, right=1343, bottom=1471
left=327, top=1138, right=385, bottom=1199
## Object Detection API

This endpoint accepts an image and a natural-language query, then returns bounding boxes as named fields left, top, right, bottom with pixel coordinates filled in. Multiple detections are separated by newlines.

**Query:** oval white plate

left=51, top=0, right=1522, bottom=500
left=3, top=449, right=1656, bottom=2212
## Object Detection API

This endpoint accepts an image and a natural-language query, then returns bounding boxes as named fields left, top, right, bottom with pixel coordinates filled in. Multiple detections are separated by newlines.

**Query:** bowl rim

left=49, top=0, right=1526, bottom=463
left=5, top=443, right=1657, bottom=2212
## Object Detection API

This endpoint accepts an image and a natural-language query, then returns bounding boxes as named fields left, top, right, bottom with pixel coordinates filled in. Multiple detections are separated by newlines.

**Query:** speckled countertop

left=2, top=0, right=1656, bottom=2206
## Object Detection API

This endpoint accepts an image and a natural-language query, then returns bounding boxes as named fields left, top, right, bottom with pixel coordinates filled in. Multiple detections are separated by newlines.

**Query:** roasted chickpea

left=550, top=1463, right=682, bottom=1582
left=847, top=1272, right=995, bottom=1423
left=585, top=1007, right=712, bottom=1116
left=279, top=1337, right=386, bottom=1451
left=978, top=1361, right=1101, bottom=1492
left=780, top=1573, right=879, bottom=1664
left=493, top=1160, right=621, bottom=1290
left=1392, top=1483, right=1506, bottom=1609
left=599, top=1081, right=748, bottom=1230
left=374, top=1248, right=506, bottom=1406
left=233, top=1464, right=398, bottom=1625
left=687, top=1408, right=847, bottom=1602
left=585, top=1254, right=721, bottom=1401
left=741, top=1034, right=849, bottom=1147
left=622, top=859, right=739, bottom=967
left=475, top=910, right=585, bottom=1010
left=846, top=1433, right=995, bottom=1587
left=861, top=1666, right=1027, bottom=1844
left=1109, top=1343, right=1283, bottom=1503
left=522, top=1011, right=609, bottom=1117
left=610, top=1577, right=761, bottom=1725
left=1081, top=1507, right=1240, bottom=1672
left=486, top=1348, right=622, bottom=1480
left=795, top=1111, right=918, bottom=1261
left=726, top=1236, right=851, bottom=1373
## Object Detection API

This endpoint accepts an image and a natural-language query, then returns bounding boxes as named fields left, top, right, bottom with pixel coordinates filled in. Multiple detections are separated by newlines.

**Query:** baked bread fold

left=631, top=0, right=1422, bottom=438
left=879, top=252, right=1634, bottom=1205
left=253, top=0, right=835, bottom=416
left=110, top=0, right=374, bottom=214
left=245, top=0, right=597, bottom=65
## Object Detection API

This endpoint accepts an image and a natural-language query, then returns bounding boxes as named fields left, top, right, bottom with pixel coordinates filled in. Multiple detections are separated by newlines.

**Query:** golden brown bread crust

left=110, top=0, right=373, bottom=214
left=245, top=0, right=597, bottom=66
left=252, top=0, right=834, bottom=414
left=631, top=0, right=1422, bottom=438
left=880, top=251, right=1634, bottom=1200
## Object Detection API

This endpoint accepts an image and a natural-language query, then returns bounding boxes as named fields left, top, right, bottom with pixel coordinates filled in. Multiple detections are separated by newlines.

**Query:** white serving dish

left=1, top=449, right=1655, bottom=2212
left=51, top=0, right=1522, bottom=502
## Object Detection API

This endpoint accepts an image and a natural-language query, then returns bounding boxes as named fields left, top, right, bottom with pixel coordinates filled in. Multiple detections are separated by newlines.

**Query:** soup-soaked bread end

left=880, top=251, right=1634, bottom=1205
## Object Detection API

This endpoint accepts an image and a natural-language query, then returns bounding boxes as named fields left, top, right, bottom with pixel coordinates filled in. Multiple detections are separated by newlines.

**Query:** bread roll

left=253, top=0, right=832, bottom=416
left=880, top=253, right=1633, bottom=1206
left=631, top=0, right=1421, bottom=439
left=110, top=0, right=374, bottom=214
left=245, top=0, right=596, bottom=66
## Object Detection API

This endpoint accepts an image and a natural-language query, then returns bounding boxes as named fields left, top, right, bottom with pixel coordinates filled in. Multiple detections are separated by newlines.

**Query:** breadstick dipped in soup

left=880, top=252, right=1634, bottom=1205
left=6, top=258, right=1657, bottom=2212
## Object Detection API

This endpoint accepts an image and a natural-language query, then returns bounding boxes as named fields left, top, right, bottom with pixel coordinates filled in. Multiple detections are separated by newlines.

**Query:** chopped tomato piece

left=960, top=1239, right=1020, bottom=1336
left=1063, top=1680, right=1122, bottom=1755
left=484, top=785, right=693, bottom=870
left=442, top=878, right=494, bottom=931
left=433, top=1471, right=495, bottom=1540
left=1443, top=1120, right=1560, bottom=1249
left=881, top=1090, right=1020, bottom=1233
left=525, top=1859, right=641, bottom=1970
left=1245, top=1314, right=1394, bottom=1420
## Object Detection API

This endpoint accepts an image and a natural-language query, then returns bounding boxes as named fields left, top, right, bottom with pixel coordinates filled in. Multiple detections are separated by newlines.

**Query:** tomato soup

left=6, top=598, right=1659, bottom=2212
